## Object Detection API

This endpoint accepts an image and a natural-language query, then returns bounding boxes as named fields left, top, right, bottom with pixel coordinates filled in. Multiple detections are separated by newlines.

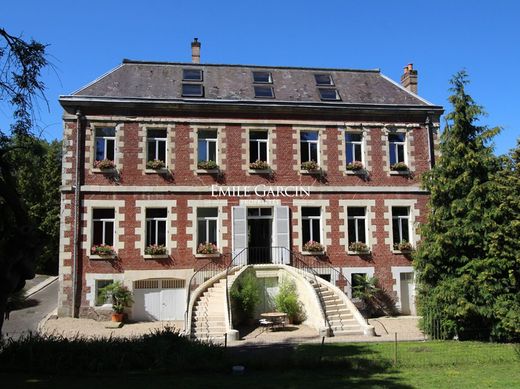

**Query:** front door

left=247, top=208, right=272, bottom=264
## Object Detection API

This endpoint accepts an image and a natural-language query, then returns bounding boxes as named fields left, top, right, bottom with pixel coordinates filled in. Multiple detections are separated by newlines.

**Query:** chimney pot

left=401, top=63, right=418, bottom=94
left=191, top=38, right=201, bottom=64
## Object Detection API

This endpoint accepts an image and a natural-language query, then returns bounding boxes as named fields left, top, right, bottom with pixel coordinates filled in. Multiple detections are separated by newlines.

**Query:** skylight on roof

left=183, top=69, right=203, bottom=81
left=254, top=86, right=274, bottom=98
left=253, top=71, right=272, bottom=84
left=315, top=74, right=333, bottom=86
left=182, top=83, right=204, bottom=97
left=318, top=88, right=340, bottom=101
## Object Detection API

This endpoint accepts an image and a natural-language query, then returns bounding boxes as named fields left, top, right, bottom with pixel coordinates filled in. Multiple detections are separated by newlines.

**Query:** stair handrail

left=224, top=247, right=248, bottom=334
left=184, top=252, right=232, bottom=334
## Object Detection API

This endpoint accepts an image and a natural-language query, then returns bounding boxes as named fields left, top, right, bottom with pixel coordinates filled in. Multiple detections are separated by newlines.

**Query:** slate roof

left=69, top=60, right=435, bottom=107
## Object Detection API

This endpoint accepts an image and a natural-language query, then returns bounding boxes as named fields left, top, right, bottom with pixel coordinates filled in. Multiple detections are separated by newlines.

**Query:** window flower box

left=94, top=159, right=116, bottom=170
left=249, top=160, right=270, bottom=170
left=91, top=244, right=116, bottom=259
left=197, top=160, right=219, bottom=170
left=301, top=160, right=320, bottom=172
left=346, top=161, right=364, bottom=171
left=196, top=242, right=220, bottom=258
left=144, top=244, right=168, bottom=256
left=146, top=159, right=165, bottom=170
left=393, top=241, right=414, bottom=253
left=348, top=241, right=371, bottom=254
left=390, top=162, right=409, bottom=172
left=302, top=240, right=325, bottom=255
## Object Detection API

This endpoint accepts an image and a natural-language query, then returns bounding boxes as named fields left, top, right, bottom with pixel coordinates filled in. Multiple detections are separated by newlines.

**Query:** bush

left=0, top=327, right=225, bottom=374
left=230, top=268, right=261, bottom=324
left=98, top=281, right=133, bottom=314
left=274, top=278, right=304, bottom=324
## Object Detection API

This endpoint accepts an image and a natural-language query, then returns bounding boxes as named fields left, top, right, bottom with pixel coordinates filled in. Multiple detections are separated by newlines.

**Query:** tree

left=414, top=71, right=520, bottom=341
left=0, top=27, right=48, bottom=335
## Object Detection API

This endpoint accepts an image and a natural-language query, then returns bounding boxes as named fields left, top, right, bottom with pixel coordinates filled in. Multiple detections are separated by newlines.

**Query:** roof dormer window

left=254, top=85, right=274, bottom=98
left=182, top=83, right=204, bottom=97
left=253, top=71, right=272, bottom=84
left=315, top=74, right=334, bottom=86
left=318, top=88, right=340, bottom=101
left=183, top=69, right=203, bottom=81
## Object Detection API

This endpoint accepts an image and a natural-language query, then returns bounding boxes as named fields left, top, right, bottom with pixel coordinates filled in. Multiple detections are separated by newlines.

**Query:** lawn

left=2, top=340, right=518, bottom=388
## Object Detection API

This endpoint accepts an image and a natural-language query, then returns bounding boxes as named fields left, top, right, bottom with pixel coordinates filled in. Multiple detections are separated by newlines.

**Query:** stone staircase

left=190, top=269, right=240, bottom=341
left=308, top=277, right=365, bottom=336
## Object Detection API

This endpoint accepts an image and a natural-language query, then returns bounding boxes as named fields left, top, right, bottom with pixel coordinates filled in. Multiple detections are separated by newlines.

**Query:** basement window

left=252, top=71, right=272, bottom=84
left=318, top=88, right=341, bottom=101
left=183, top=68, right=203, bottom=81
left=182, top=83, right=204, bottom=97
left=254, top=85, right=274, bottom=98
left=314, top=74, right=334, bottom=85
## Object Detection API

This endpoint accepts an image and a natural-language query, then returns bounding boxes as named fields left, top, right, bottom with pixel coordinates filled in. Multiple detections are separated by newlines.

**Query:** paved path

left=2, top=278, right=59, bottom=340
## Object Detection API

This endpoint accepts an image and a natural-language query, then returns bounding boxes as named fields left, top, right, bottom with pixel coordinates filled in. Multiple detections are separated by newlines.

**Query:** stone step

left=332, top=329, right=364, bottom=336
left=193, top=321, right=226, bottom=328
left=329, top=319, right=359, bottom=327
left=327, top=313, right=354, bottom=320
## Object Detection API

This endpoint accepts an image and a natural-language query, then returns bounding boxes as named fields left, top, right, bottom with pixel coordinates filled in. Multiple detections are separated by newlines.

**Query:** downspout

left=425, top=115, right=435, bottom=168
left=72, top=109, right=83, bottom=317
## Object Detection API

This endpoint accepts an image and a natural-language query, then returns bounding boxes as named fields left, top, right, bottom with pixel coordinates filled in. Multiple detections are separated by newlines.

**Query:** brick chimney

left=401, top=63, right=418, bottom=94
left=191, top=38, right=201, bottom=64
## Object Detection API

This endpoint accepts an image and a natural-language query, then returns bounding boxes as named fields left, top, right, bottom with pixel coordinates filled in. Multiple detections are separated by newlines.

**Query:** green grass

left=1, top=337, right=519, bottom=388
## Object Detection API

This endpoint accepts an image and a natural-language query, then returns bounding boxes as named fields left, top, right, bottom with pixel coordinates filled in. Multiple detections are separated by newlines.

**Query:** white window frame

left=92, top=208, right=115, bottom=246
left=347, top=207, right=368, bottom=244
left=146, top=129, right=168, bottom=165
left=392, top=206, right=411, bottom=245
left=145, top=208, right=168, bottom=247
left=95, top=279, right=114, bottom=307
left=345, top=132, right=364, bottom=164
left=197, top=129, right=218, bottom=164
left=301, top=207, right=322, bottom=244
left=249, top=130, right=269, bottom=163
left=300, top=130, right=320, bottom=164
left=389, top=132, right=407, bottom=166
left=197, top=207, right=219, bottom=247
left=94, top=128, right=116, bottom=162
left=343, top=267, right=375, bottom=299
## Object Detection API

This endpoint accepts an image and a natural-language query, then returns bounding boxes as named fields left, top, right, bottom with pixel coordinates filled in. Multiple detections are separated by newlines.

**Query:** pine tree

left=413, top=71, right=517, bottom=340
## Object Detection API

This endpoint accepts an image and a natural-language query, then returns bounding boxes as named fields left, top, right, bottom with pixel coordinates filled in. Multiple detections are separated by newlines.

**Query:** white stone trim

left=187, top=199, right=228, bottom=253
left=239, top=199, right=281, bottom=206
left=382, top=127, right=413, bottom=174
left=58, top=197, right=72, bottom=313
left=383, top=199, right=420, bottom=251
left=135, top=200, right=178, bottom=255
left=293, top=199, right=331, bottom=250
left=342, top=266, right=375, bottom=298
left=85, top=273, right=124, bottom=307
left=293, top=126, right=326, bottom=173
left=138, top=124, right=175, bottom=173
left=242, top=125, right=276, bottom=173
left=87, top=122, right=122, bottom=174
left=391, top=266, right=415, bottom=312
left=190, top=125, right=226, bottom=173
left=82, top=200, right=126, bottom=257
left=338, top=200, right=377, bottom=251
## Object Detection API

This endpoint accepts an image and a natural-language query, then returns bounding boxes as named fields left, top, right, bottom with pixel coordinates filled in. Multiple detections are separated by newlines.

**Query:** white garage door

left=132, top=279, right=186, bottom=321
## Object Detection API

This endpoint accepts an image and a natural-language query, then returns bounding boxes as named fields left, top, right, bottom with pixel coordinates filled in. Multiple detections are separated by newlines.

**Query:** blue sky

left=2, top=0, right=519, bottom=155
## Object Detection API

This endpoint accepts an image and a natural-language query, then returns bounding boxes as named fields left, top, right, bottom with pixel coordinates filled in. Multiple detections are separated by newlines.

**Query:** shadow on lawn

left=226, top=343, right=412, bottom=389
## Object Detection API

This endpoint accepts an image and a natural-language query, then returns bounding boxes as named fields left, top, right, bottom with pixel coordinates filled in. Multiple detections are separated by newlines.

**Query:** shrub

left=301, top=160, right=319, bottom=171
left=98, top=281, right=133, bottom=314
left=197, top=242, right=218, bottom=254
left=94, top=159, right=115, bottom=169
left=145, top=244, right=167, bottom=255
left=303, top=240, right=324, bottom=252
left=349, top=241, right=370, bottom=253
left=346, top=161, right=364, bottom=171
left=352, top=275, right=397, bottom=317
left=274, top=278, right=304, bottom=324
left=197, top=160, right=218, bottom=170
left=249, top=160, right=270, bottom=170
left=390, top=162, right=409, bottom=171
left=230, top=268, right=261, bottom=323
left=394, top=241, right=414, bottom=252
left=146, top=159, right=165, bottom=170
left=91, top=244, right=114, bottom=256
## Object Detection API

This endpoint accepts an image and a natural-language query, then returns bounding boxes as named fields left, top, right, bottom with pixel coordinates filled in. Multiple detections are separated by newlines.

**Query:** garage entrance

left=132, top=279, right=186, bottom=321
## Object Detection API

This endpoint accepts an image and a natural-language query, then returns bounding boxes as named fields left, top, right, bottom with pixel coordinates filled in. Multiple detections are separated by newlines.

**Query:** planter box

left=347, top=250, right=371, bottom=255
left=248, top=169, right=271, bottom=174
left=196, top=169, right=220, bottom=174
left=300, top=169, right=322, bottom=175
left=195, top=253, right=221, bottom=259
left=144, top=254, right=169, bottom=260
left=301, top=251, right=325, bottom=256
left=390, top=170, right=411, bottom=176
left=346, top=169, right=367, bottom=176
left=144, top=168, right=170, bottom=174
left=90, top=254, right=116, bottom=260
left=92, top=168, right=118, bottom=174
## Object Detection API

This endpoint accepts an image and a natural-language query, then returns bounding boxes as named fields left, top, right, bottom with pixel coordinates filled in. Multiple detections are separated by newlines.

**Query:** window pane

left=157, top=220, right=166, bottom=245
left=250, top=131, right=268, bottom=140
left=106, top=139, right=115, bottom=161
left=198, top=208, right=218, bottom=218
left=183, top=69, right=202, bottom=81
left=198, top=140, right=208, bottom=161
left=208, top=220, right=217, bottom=244
left=302, top=220, right=311, bottom=243
left=95, top=138, right=105, bottom=161
left=357, top=219, right=366, bottom=243
left=393, top=207, right=409, bottom=217
left=254, top=86, right=274, bottom=98
left=301, top=143, right=310, bottom=163
left=347, top=219, right=356, bottom=244
left=93, top=220, right=103, bottom=245
left=319, top=88, right=340, bottom=100
left=348, top=207, right=365, bottom=217
left=354, top=144, right=362, bottom=161
left=259, top=143, right=267, bottom=161
left=146, top=208, right=167, bottom=219
left=158, top=141, right=166, bottom=162
left=93, top=209, right=115, bottom=219
left=148, top=129, right=166, bottom=138
left=199, top=130, right=217, bottom=139
left=400, top=219, right=409, bottom=242
left=208, top=141, right=216, bottom=161
left=392, top=219, right=401, bottom=244
left=389, top=133, right=406, bottom=142
left=182, top=83, right=203, bottom=97
left=389, top=143, right=397, bottom=165
left=96, top=127, right=115, bottom=137
left=309, top=143, right=318, bottom=161
left=146, top=220, right=155, bottom=246
left=249, top=142, right=259, bottom=162
left=104, top=221, right=114, bottom=245
left=247, top=208, right=260, bottom=217
left=300, top=131, right=318, bottom=141
left=311, top=219, right=321, bottom=243
left=302, top=207, right=321, bottom=217
left=260, top=208, right=272, bottom=216
left=197, top=220, right=207, bottom=244
left=346, top=144, right=354, bottom=163
left=346, top=133, right=362, bottom=142
left=397, top=144, right=405, bottom=163
left=252, top=72, right=271, bottom=83
left=314, top=74, right=333, bottom=85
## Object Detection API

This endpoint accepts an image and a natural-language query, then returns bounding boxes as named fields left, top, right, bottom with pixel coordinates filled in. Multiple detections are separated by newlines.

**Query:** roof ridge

left=121, top=59, right=380, bottom=73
